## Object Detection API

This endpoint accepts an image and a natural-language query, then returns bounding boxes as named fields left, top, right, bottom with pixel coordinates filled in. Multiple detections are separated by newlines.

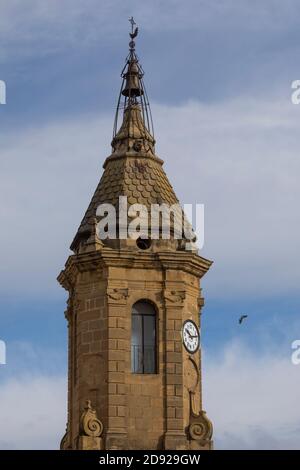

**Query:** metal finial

left=112, top=19, right=154, bottom=146
left=129, top=16, right=136, bottom=34
left=128, top=17, right=138, bottom=51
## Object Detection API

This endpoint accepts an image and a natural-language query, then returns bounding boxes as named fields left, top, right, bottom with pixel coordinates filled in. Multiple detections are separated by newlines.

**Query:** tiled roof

left=70, top=85, right=185, bottom=252
left=71, top=153, right=179, bottom=251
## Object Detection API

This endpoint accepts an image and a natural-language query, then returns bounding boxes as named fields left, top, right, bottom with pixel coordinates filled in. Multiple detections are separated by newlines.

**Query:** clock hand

left=186, top=331, right=197, bottom=339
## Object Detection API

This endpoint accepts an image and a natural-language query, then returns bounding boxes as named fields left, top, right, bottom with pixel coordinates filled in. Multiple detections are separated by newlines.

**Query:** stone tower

left=58, top=21, right=213, bottom=451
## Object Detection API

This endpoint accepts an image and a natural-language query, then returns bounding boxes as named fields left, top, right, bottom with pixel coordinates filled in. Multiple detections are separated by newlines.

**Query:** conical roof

left=71, top=155, right=179, bottom=250
left=70, top=27, right=182, bottom=252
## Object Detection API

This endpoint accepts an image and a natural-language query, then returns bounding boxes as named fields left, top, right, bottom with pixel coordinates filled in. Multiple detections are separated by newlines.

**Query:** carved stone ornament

left=188, top=391, right=213, bottom=448
left=83, top=217, right=103, bottom=253
left=80, top=400, right=103, bottom=438
left=133, top=140, right=142, bottom=152
left=184, top=357, right=200, bottom=393
left=60, top=424, right=71, bottom=450
left=164, top=290, right=186, bottom=304
left=107, top=288, right=129, bottom=302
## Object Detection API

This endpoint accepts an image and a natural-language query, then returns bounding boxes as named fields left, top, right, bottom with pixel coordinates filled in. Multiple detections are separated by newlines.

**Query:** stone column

left=105, top=284, right=129, bottom=450
left=163, top=285, right=188, bottom=450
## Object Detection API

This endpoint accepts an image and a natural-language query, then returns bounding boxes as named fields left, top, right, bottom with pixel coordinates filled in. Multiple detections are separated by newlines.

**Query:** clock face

left=182, top=320, right=200, bottom=354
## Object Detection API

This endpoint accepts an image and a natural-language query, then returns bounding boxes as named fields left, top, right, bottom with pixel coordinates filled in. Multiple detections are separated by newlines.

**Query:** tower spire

left=70, top=22, right=180, bottom=252
left=112, top=19, right=154, bottom=156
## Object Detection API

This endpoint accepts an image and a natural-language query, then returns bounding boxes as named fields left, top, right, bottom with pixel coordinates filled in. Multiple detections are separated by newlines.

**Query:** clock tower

left=58, top=21, right=213, bottom=451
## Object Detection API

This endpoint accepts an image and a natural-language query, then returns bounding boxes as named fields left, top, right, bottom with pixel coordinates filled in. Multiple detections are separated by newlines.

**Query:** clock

left=182, top=319, right=200, bottom=354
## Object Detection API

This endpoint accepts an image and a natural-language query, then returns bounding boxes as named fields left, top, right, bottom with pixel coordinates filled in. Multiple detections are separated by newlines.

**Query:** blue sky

left=0, top=0, right=300, bottom=449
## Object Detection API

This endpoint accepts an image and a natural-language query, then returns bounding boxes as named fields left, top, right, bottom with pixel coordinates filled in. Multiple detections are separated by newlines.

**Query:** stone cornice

left=157, top=252, right=212, bottom=278
left=103, top=152, right=164, bottom=169
left=57, top=249, right=213, bottom=291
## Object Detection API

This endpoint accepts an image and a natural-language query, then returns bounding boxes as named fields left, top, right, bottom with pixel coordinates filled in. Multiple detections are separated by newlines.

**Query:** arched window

left=131, top=300, right=157, bottom=374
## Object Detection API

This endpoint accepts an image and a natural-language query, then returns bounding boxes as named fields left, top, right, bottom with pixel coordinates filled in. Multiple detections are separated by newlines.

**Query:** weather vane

left=128, top=16, right=138, bottom=41
left=129, top=16, right=136, bottom=33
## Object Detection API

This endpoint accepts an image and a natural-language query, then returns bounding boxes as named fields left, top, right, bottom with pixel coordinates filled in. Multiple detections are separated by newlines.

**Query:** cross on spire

left=128, top=17, right=138, bottom=50
left=129, top=16, right=136, bottom=34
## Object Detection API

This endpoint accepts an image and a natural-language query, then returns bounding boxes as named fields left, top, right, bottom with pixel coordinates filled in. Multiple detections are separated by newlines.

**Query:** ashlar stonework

left=58, top=25, right=213, bottom=451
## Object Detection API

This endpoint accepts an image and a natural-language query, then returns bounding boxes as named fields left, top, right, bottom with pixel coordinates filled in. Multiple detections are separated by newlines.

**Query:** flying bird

left=239, top=314, right=248, bottom=324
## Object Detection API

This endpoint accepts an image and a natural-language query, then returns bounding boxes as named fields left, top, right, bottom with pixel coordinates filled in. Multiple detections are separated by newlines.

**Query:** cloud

left=203, top=340, right=300, bottom=449
left=0, top=375, right=66, bottom=449
left=0, top=342, right=66, bottom=449
left=0, top=112, right=112, bottom=296
left=154, top=97, right=300, bottom=298
left=0, top=339, right=299, bottom=449
left=1, top=0, right=300, bottom=62
left=0, top=0, right=299, bottom=452
left=1, top=95, right=299, bottom=298
left=0, top=341, right=66, bottom=380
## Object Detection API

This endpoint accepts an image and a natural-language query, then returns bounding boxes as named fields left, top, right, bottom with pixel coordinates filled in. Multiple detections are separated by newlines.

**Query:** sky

left=0, top=0, right=300, bottom=449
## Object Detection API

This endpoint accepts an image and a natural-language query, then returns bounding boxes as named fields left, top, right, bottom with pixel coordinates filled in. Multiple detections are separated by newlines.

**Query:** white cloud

left=1, top=1, right=299, bottom=61
left=0, top=340, right=299, bottom=449
left=0, top=112, right=113, bottom=297
left=1, top=96, right=299, bottom=298
left=0, top=375, right=66, bottom=449
left=203, top=340, right=300, bottom=449
left=154, top=97, right=300, bottom=298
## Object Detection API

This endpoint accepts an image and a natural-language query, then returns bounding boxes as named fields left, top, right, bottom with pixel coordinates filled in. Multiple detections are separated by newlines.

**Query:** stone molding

left=58, top=249, right=212, bottom=292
